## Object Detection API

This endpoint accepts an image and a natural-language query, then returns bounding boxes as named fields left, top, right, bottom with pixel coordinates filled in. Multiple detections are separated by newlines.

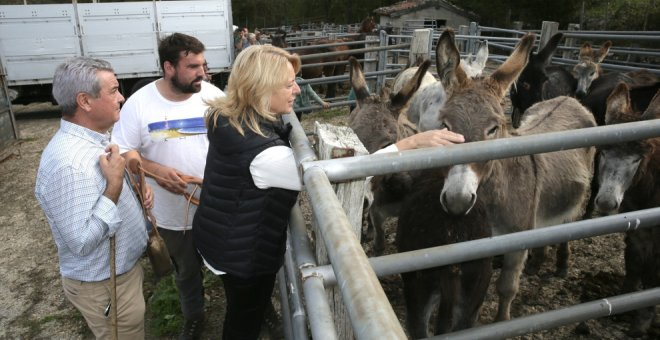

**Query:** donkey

left=510, top=33, right=577, bottom=128
left=573, top=41, right=613, bottom=98
left=459, top=39, right=489, bottom=79
left=269, top=28, right=287, bottom=48
left=348, top=56, right=432, bottom=255
left=594, top=83, right=660, bottom=338
left=580, top=70, right=660, bottom=126
left=390, top=57, right=438, bottom=141
left=423, top=33, right=595, bottom=321
left=397, top=171, right=492, bottom=337
left=355, top=30, right=490, bottom=255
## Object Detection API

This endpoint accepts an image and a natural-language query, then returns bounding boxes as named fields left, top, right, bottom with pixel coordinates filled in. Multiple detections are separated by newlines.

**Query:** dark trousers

left=158, top=227, right=205, bottom=320
left=220, top=272, right=277, bottom=340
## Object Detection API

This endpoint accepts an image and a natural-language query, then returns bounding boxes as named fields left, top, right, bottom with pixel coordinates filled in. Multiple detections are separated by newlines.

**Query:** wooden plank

left=313, top=122, right=368, bottom=340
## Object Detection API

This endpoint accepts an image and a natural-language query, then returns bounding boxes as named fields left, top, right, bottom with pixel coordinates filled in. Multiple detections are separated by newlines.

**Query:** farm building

left=373, top=0, right=477, bottom=32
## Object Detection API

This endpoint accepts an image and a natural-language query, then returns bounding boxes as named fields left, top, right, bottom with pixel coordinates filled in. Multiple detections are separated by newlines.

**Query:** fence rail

left=272, top=19, right=660, bottom=340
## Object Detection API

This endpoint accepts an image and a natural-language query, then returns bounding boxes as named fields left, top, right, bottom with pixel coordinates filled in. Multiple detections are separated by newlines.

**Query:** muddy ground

left=0, top=101, right=658, bottom=339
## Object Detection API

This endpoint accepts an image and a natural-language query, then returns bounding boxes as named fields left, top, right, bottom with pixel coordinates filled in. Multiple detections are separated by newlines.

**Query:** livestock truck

left=0, top=0, right=234, bottom=105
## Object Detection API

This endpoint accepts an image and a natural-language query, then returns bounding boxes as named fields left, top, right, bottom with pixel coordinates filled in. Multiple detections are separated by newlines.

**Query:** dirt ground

left=1, top=101, right=658, bottom=339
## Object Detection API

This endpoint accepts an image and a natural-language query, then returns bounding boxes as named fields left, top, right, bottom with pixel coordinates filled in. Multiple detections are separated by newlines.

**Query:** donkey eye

left=522, top=82, right=531, bottom=90
left=439, top=122, right=450, bottom=131
left=487, top=125, right=498, bottom=136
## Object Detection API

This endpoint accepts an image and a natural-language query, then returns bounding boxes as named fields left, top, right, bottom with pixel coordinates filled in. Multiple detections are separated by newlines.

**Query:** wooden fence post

left=313, top=122, right=368, bottom=339
left=539, top=21, right=559, bottom=52
left=365, top=35, right=380, bottom=92
left=408, top=28, right=432, bottom=66
left=562, top=23, right=580, bottom=60
left=376, top=30, right=389, bottom=91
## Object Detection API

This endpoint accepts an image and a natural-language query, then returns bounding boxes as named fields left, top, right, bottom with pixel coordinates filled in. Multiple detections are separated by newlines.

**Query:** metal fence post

left=458, top=25, right=468, bottom=53
left=468, top=21, right=479, bottom=55
left=562, top=23, right=580, bottom=60
left=365, top=35, right=380, bottom=93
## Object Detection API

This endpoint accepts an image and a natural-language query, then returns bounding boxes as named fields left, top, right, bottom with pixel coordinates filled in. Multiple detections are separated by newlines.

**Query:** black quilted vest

left=193, top=116, right=299, bottom=278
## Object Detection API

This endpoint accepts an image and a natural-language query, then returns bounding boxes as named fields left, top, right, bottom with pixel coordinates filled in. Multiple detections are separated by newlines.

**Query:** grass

left=144, top=261, right=224, bottom=337
left=313, top=107, right=348, bottom=119
left=147, top=274, right=184, bottom=336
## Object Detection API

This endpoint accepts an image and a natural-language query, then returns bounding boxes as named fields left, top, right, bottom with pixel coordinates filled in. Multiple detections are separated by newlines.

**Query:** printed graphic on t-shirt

left=147, top=117, right=206, bottom=141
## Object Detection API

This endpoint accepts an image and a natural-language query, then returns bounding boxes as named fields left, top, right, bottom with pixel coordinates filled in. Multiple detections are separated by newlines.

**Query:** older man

left=35, top=57, right=150, bottom=339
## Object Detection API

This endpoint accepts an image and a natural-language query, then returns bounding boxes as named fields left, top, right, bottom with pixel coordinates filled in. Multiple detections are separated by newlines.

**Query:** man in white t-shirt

left=112, top=32, right=224, bottom=340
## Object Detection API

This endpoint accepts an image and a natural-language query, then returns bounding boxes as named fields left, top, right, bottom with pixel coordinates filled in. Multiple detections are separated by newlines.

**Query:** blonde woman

left=193, top=45, right=463, bottom=339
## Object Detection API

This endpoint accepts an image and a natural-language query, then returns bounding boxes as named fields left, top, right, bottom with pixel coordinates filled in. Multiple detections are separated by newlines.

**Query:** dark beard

left=171, top=74, right=202, bottom=94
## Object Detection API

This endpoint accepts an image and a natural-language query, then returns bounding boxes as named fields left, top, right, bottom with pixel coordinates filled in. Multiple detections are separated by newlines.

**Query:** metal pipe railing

left=302, top=207, right=660, bottom=286
left=285, top=118, right=337, bottom=340
left=282, top=235, right=309, bottom=340
left=277, top=268, right=294, bottom=340
left=298, top=43, right=410, bottom=61
left=302, top=119, right=660, bottom=183
left=432, top=287, right=660, bottom=340
left=303, top=166, right=407, bottom=339
left=285, top=39, right=374, bottom=51
left=564, top=32, right=660, bottom=42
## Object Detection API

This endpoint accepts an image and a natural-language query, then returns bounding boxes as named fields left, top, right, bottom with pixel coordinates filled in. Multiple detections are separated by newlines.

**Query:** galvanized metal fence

left=284, top=21, right=659, bottom=114
left=270, top=20, right=660, bottom=340
left=278, top=110, right=660, bottom=340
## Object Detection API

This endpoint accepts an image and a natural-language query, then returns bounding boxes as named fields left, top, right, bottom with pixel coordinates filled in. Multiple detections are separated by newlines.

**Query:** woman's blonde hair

left=206, top=45, right=301, bottom=136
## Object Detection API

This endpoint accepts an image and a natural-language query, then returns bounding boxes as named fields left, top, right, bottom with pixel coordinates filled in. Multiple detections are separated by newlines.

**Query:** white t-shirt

left=112, top=80, right=224, bottom=230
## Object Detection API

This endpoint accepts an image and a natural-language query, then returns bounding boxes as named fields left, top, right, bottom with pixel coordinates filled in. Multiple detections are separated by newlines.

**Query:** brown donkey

left=573, top=40, right=612, bottom=98
left=348, top=56, right=432, bottom=255
left=424, top=33, right=596, bottom=321
left=594, top=84, right=660, bottom=337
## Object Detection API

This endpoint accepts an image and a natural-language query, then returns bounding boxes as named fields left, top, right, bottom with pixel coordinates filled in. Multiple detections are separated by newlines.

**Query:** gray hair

left=52, top=57, right=114, bottom=116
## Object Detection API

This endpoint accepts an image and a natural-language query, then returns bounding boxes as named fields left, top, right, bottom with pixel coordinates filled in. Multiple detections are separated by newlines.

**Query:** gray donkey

left=424, top=33, right=595, bottom=321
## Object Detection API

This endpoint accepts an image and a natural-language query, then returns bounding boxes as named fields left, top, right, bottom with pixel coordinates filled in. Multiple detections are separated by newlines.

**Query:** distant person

left=35, top=56, right=151, bottom=338
left=293, top=76, right=330, bottom=120
left=111, top=33, right=225, bottom=340
left=247, top=33, right=260, bottom=47
left=234, top=27, right=249, bottom=55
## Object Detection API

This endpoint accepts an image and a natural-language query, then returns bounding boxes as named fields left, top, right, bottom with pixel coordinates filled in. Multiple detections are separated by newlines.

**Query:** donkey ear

left=349, top=57, right=370, bottom=101
left=436, top=29, right=467, bottom=94
left=579, top=42, right=593, bottom=60
left=488, top=33, right=535, bottom=99
left=596, top=41, right=612, bottom=63
left=473, top=40, right=489, bottom=71
left=537, top=33, right=563, bottom=65
left=391, top=59, right=432, bottom=109
left=605, top=82, right=632, bottom=124
left=641, top=89, right=660, bottom=121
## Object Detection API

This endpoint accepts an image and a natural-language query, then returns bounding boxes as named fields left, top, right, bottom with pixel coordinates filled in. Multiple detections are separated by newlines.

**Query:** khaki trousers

left=62, top=263, right=145, bottom=339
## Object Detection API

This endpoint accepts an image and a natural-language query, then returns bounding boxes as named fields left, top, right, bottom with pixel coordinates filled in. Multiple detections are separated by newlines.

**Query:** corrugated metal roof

left=373, top=0, right=425, bottom=15
left=373, top=0, right=475, bottom=19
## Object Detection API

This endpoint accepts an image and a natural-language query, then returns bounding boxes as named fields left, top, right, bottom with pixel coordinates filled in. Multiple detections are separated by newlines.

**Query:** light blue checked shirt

left=35, top=120, right=148, bottom=282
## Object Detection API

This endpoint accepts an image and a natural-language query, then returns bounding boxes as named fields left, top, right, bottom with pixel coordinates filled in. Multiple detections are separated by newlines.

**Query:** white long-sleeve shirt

left=249, top=144, right=399, bottom=190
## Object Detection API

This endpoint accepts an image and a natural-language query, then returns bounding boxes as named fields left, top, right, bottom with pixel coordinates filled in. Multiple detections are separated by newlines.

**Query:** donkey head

left=594, top=84, right=660, bottom=214
left=573, top=41, right=612, bottom=98
left=270, top=29, right=287, bottom=48
left=510, top=33, right=564, bottom=127
left=428, top=32, right=535, bottom=215
left=348, top=56, right=431, bottom=153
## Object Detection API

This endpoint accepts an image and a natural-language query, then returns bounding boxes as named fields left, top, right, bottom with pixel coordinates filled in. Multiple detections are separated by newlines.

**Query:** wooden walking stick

left=110, top=236, right=118, bottom=340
